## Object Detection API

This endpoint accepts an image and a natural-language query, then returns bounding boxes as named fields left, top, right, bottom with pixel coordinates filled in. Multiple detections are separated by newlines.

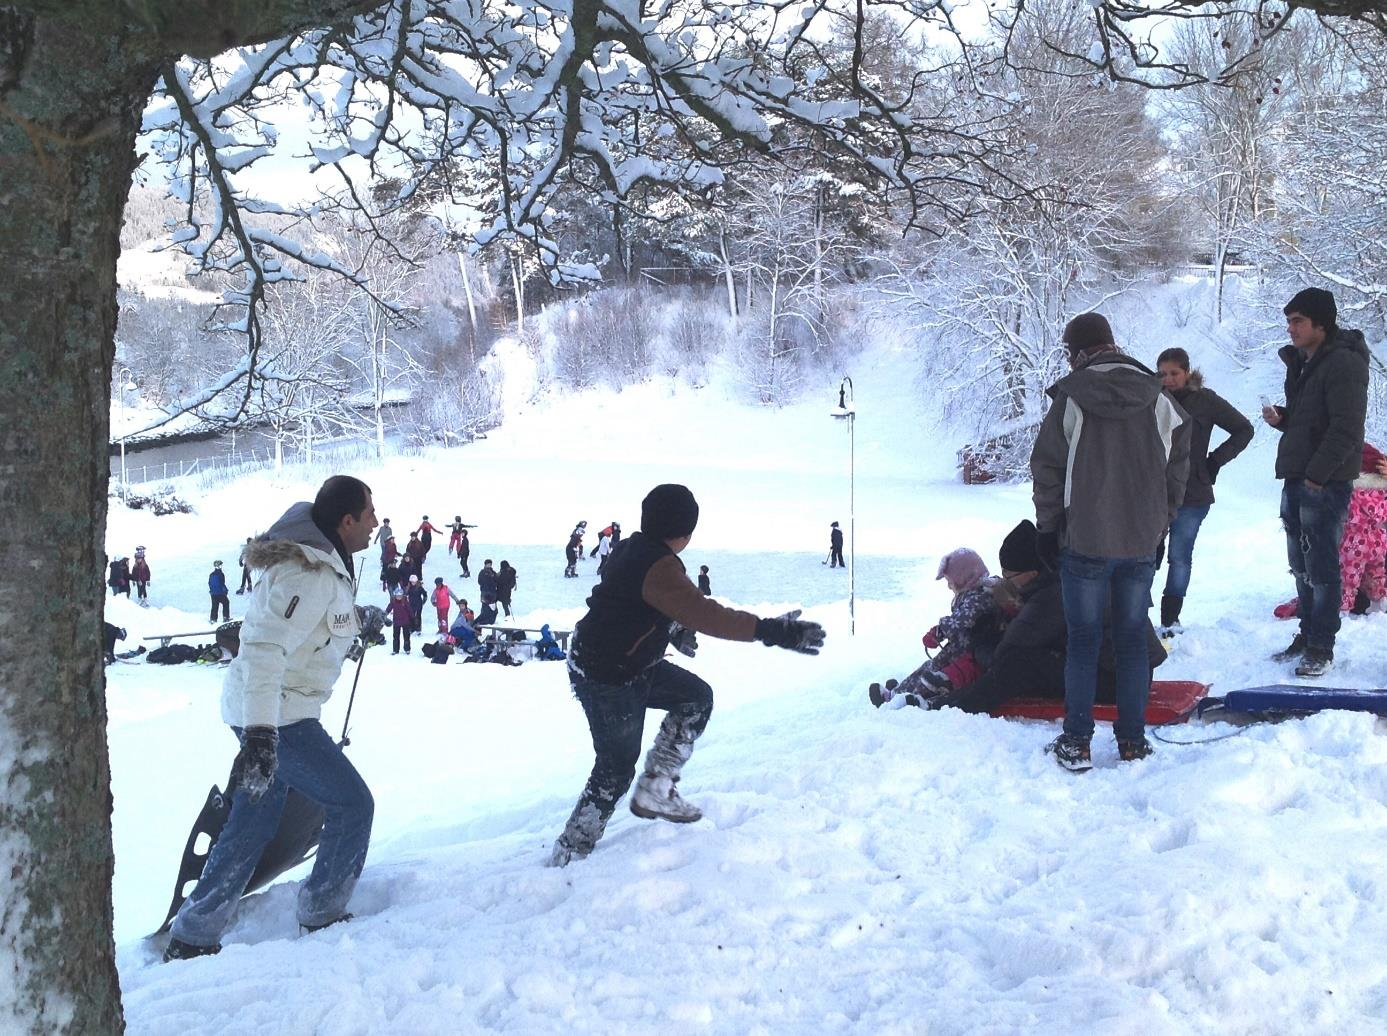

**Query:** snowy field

left=109, top=346, right=1387, bottom=1034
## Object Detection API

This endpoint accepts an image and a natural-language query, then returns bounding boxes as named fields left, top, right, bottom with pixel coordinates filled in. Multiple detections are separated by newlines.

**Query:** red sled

left=990, top=680, right=1209, bottom=725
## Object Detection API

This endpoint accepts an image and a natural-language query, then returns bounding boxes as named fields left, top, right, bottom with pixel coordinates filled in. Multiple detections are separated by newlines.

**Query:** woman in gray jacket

left=1155, top=348, right=1254, bottom=630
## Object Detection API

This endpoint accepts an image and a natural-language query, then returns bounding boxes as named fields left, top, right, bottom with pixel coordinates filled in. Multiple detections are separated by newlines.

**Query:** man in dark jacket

left=828, top=522, right=845, bottom=568
left=1263, top=288, right=1370, bottom=677
left=457, top=529, right=471, bottom=578
left=549, top=484, right=825, bottom=867
left=1031, top=313, right=1190, bottom=771
left=496, top=561, right=517, bottom=618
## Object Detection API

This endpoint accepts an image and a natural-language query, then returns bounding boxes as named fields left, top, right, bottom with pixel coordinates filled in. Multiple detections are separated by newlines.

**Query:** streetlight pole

left=117, top=367, right=134, bottom=501
left=831, top=377, right=855, bottom=635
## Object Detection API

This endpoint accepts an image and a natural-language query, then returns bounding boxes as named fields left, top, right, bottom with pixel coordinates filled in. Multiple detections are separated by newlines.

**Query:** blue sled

left=1204, top=685, right=1387, bottom=717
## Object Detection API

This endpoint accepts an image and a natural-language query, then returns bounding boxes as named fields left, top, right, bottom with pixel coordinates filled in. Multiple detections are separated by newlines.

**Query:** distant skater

left=828, top=522, right=845, bottom=568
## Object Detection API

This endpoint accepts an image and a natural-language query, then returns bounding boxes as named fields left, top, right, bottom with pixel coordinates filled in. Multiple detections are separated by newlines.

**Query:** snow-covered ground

left=110, top=333, right=1387, bottom=1034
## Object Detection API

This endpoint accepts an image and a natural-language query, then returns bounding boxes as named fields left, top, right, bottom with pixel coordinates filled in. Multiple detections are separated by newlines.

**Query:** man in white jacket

left=165, top=476, right=378, bottom=960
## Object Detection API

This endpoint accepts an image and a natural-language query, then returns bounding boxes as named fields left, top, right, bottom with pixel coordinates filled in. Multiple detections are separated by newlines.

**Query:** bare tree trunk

left=457, top=252, right=478, bottom=361
left=510, top=254, right=525, bottom=334
left=718, top=229, right=738, bottom=329
left=0, top=11, right=159, bottom=1033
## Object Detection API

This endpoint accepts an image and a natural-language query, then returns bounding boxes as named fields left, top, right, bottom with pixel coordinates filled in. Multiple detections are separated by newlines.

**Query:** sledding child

left=386, top=588, right=414, bottom=654
left=870, top=547, right=999, bottom=708
left=432, top=576, right=460, bottom=633
left=1341, top=442, right=1387, bottom=611
left=548, top=483, right=826, bottom=867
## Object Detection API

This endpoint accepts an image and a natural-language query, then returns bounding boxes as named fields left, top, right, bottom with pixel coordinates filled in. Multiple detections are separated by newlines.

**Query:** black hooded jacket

left=1273, top=327, right=1370, bottom=484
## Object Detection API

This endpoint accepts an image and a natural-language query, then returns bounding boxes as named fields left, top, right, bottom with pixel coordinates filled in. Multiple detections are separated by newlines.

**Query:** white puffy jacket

left=220, top=502, right=361, bottom=729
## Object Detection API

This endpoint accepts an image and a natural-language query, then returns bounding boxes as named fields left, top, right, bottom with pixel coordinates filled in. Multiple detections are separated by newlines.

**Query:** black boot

left=1160, top=594, right=1182, bottom=631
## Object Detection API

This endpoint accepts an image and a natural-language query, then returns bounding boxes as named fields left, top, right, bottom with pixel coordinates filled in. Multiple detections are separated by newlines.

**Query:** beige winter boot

left=629, top=774, right=702, bottom=823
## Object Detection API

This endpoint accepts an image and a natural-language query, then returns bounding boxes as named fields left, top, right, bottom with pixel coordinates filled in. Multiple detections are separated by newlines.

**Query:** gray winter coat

left=221, top=502, right=360, bottom=729
left=1032, top=352, right=1191, bottom=559
left=1273, top=328, right=1370, bottom=484
left=1169, top=373, right=1253, bottom=508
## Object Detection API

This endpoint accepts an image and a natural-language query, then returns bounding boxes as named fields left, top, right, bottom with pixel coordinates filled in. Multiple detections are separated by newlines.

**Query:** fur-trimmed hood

left=243, top=502, right=346, bottom=575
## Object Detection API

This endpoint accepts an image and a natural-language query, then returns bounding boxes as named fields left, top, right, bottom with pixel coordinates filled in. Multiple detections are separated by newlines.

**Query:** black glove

left=356, top=604, right=385, bottom=641
left=1155, top=535, right=1166, bottom=569
left=755, top=609, right=826, bottom=655
left=1206, top=455, right=1221, bottom=484
left=1036, top=531, right=1061, bottom=573
left=669, top=622, right=698, bottom=658
left=234, top=726, right=279, bottom=803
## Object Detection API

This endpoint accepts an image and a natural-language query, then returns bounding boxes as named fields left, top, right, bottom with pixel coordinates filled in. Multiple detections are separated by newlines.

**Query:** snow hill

left=111, top=308, right=1387, bottom=1034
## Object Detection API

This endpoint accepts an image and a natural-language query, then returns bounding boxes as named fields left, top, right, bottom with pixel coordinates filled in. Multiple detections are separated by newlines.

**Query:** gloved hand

left=669, top=622, right=699, bottom=658
left=1206, top=455, right=1221, bottom=484
left=356, top=605, right=386, bottom=641
left=755, top=609, right=826, bottom=655
left=1036, top=531, right=1061, bottom=573
left=234, top=726, right=279, bottom=803
left=1155, top=535, right=1166, bottom=569
left=922, top=627, right=940, bottom=650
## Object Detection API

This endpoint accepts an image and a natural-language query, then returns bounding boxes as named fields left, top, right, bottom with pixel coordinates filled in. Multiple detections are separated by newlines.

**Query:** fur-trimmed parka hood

left=243, top=502, right=346, bottom=575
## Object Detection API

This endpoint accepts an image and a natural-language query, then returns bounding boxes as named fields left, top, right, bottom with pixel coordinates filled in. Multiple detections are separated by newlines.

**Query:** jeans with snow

left=1281, top=478, right=1351, bottom=651
left=1061, top=550, right=1157, bottom=743
left=1162, top=504, right=1211, bottom=601
left=555, top=661, right=713, bottom=859
left=170, top=719, right=373, bottom=947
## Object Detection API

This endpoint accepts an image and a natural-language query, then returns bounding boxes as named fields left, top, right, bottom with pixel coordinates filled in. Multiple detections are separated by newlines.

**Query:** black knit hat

left=1284, top=287, right=1337, bottom=329
left=641, top=484, right=699, bottom=540
left=1062, top=313, right=1115, bottom=356
left=999, top=519, right=1041, bottom=573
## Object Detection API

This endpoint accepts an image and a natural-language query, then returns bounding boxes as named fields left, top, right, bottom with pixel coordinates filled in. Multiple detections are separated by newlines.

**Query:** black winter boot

left=163, top=937, right=221, bottom=962
left=1160, top=594, right=1182, bottom=631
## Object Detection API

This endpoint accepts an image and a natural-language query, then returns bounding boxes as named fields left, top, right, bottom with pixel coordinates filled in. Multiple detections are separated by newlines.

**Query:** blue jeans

left=556, top=661, right=713, bottom=858
left=1061, top=550, right=1157, bottom=743
left=1162, top=504, right=1210, bottom=600
left=1281, top=479, right=1352, bottom=651
left=171, top=719, right=374, bottom=947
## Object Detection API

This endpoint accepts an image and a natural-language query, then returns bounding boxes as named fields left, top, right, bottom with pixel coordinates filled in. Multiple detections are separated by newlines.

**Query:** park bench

left=475, top=624, right=571, bottom=653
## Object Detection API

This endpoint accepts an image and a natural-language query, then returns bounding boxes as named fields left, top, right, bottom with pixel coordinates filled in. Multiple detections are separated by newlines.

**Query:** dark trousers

left=210, top=594, right=230, bottom=622
left=555, top=661, right=713, bottom=859
left=392, top=624, right=411, bottom=653
left=459, top=554, right=470, bottom=577
left=169, top=720, right=374, bottom=947
left=1281, top=478, right=1352, bottom=651
left=1060, top=550, right=1157, bottom=742
left=498, top=591, right=513, bottom=618
left=829, top=546, right=845, bottom=567
left=239, top=567, right=253, bottom=593
left=135, top=581, right=148, bottom=600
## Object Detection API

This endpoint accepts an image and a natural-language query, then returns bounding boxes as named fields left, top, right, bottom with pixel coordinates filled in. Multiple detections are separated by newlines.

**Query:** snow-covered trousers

left=170, top=719, right=374, bottom=948
left=1340, top=488, right=1387, bottom=611
left=555, top=661, right=713, bottom=859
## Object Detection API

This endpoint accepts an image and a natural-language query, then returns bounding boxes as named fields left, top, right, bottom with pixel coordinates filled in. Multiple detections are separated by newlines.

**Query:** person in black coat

left=496, top=561, right=517, bottom=619
left=697, top=565, right=711, bottom=596
left=828, top=522, right=845, bottom=568
left=1155, top=349, right=1253, bottom=629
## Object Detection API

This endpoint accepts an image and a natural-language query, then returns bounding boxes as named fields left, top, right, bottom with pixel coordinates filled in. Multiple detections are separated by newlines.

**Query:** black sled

left=154, top=770, right=325, bottom=936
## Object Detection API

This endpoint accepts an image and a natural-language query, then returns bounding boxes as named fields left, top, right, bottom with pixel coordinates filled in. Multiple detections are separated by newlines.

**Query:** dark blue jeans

left=170, top=719, right=374, bottom=947
left=556, top=661, right=713, bottom=858
left=1281, top=479, right=1352, bottom=651
left=1162, top=504, right=1211, bottom=600
left=1061, top=550, right=1157, bottom=743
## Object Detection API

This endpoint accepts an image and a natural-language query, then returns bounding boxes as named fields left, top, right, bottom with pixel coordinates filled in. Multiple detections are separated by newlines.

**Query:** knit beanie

left=641, top=484, right=700, bottom=540
left=1062, top=313, right=1115, bottom=357
left=998, top=520, right=1041, bottom=573
left=937, top=548, right=989, bottom=594
left=1284, top=287, right=1337, bottom=329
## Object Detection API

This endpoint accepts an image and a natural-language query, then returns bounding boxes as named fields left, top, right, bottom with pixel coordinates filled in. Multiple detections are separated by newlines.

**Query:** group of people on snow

left=107, top=546, right=152, bottom=604
left=162, top=477, right=823, bottom=959
left=869, top=287, right=1372, bottom=774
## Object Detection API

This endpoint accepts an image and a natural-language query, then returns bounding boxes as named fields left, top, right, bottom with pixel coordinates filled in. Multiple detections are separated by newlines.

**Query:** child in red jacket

left=432, top=577, right=460, bottom=633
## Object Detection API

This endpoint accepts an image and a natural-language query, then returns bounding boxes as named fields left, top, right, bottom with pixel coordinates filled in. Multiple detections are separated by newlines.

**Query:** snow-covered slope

left=110, top=320, right=1387, bottom=1034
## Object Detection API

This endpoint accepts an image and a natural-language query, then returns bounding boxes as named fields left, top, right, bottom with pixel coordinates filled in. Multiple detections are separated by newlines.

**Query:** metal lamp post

left=830, top=376, right=855, bottom=635
left=117, top=367, right=135, bottom=500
